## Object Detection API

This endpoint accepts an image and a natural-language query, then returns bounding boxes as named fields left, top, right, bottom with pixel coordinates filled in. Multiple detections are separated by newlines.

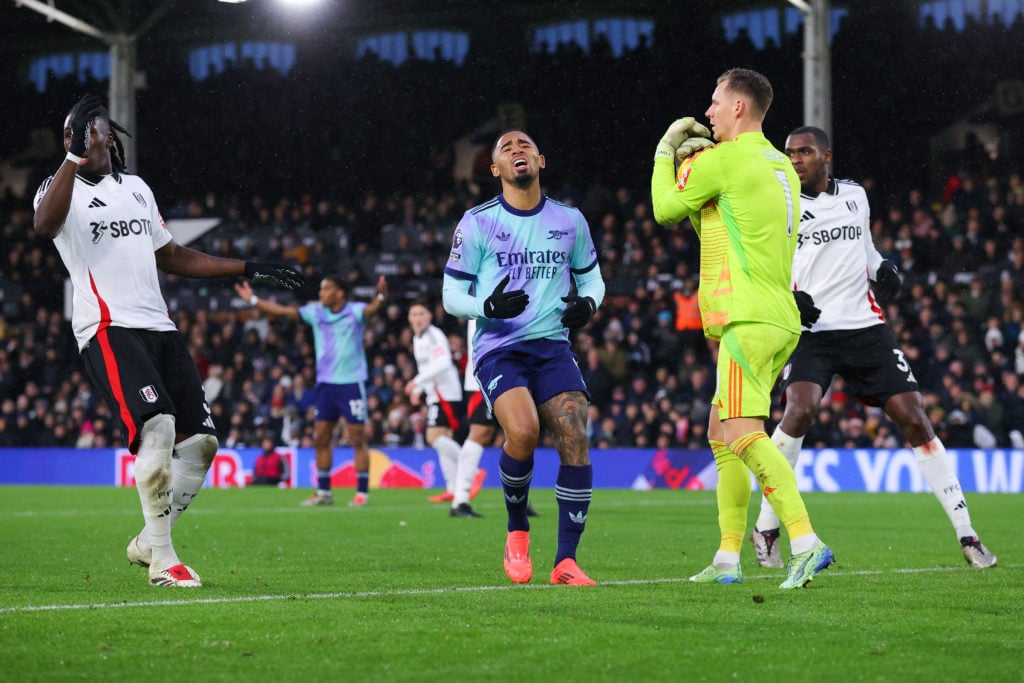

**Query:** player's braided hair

left=104, top=112, right=131, bottom=173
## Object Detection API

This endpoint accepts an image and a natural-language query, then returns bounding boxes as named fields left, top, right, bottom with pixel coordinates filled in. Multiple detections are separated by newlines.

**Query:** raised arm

left=363, top=275, right=389, bottom=318
left=34, top=95, right=104, bottom=239
left=33, top=163, right=79, bottom=240
left=234, top=280, right=301, bottom=321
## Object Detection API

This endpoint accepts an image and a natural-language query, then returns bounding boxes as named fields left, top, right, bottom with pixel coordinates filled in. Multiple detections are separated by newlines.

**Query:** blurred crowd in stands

left=3, top=158, right=1024, bottom=452
left=1, top=6, right=1023, bottom=451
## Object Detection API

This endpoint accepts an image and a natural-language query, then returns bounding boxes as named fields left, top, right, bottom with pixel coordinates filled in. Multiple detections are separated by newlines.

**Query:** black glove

left=874, top=260, right=901, bottom=301
left=561, top=295, right=596, bottom=329
left=69, top=93, right=102, bottom=158
left=244, top=261, right=305, bottom=290
left=793, top=290, right=821, bottom=329
left=484, top=274, right=528, bottom=319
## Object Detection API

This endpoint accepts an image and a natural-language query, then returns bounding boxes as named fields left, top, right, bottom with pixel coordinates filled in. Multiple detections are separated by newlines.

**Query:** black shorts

left=425, top=397, right=464, bottom=432
left=81, top=327, right=216, bottom=451
left=780, top=324, right=919, bottom=407
left=467, top=390, right=496, bottom=427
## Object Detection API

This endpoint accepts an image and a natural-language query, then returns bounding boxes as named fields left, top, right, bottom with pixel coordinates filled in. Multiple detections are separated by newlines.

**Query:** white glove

left=655, top=117, right=712, bottom=162
left=675, top=137, right=715, bottom=162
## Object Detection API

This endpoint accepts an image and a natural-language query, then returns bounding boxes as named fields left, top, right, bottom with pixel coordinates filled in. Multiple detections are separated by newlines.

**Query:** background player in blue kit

left=442, top=130, right=605, bottom=586
left=236, top=274, right=387, bottom=507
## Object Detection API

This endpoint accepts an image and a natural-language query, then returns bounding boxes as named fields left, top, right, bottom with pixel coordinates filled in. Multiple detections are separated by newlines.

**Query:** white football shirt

left=791, top=178, right=886, bottom=332
left=411, top=324, right=463, bottom=404
left=34, top=171, right=176, bottom=349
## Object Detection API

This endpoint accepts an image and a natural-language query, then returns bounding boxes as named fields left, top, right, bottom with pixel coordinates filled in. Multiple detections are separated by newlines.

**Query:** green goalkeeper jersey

left=651, top=131, right=801, bottom=341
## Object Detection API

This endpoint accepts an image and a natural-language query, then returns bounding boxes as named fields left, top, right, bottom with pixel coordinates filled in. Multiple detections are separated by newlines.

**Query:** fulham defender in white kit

left=33, top=94, right=304, bottom=587
left=405, top=301, right=475, bottom=515
left=750, top=126, right=996, bottom=570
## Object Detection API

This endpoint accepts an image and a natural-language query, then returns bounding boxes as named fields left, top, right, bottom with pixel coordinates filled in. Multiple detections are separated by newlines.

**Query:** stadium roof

left=1, top=0, right=719, bottom=53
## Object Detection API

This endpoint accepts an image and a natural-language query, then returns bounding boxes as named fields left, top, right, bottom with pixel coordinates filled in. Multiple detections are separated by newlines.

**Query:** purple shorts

left=313, top=382, right=368, bottom=424
left=474, top=338, right=588, bottom=412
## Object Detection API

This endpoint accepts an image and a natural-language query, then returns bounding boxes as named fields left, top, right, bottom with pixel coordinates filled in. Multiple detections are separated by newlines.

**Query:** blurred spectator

left=252, top=434, right=290, bottom=487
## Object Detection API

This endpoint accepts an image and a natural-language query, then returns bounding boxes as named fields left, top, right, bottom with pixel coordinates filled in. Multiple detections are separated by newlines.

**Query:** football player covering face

left=784, top=132, right=832, bottom=195
left=63, top=109, right=114, bottom=175
left=490, top=131, right=546, bottom=203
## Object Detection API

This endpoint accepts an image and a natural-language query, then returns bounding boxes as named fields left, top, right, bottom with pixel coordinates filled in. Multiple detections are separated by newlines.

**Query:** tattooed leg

left=538, top=391, right=590, bottom=466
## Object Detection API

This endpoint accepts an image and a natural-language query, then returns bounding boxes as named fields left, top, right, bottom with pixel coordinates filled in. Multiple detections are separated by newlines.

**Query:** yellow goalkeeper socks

left=710, top=439, right=750, bottom=554
left=732, top=431, right=814, bottom=542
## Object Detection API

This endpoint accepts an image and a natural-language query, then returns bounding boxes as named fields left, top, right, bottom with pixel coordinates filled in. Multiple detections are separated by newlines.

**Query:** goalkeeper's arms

left=651, top=156, right=692, bottom=226
left=651, top=154, right=715, bottom=228
left=651, top=117, right=717, bottom=227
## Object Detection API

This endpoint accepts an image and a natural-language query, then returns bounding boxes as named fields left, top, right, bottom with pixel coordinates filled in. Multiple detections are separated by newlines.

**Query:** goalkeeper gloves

left=68, top=93, right=102, bottom=161
left=561, top=295, right=596, bottom=329
left=873, top=260, right=901, bottom=301
left=244, top=261, right=306, bottom=290
left=484, top=274, right=529, bottom=319
left=675, top=137, right=715, bottom=162
left=655, top=117, right=712, bottom=162
left=793, top=290, right=821, bottom=329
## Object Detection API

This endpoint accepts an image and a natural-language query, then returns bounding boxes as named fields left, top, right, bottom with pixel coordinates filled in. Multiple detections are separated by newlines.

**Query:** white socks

left=713, top=550, right=740, bottom=567
left=915, top=437, right=976, bottom=539
left=757, top=430, right=976, bottom=540
left=755, top=427, right=804, bottom=531
left=790, top=533, right=820, bottom=555
left=453, top=439, right=484, bottom=506
left=134, top=415, right=177, bottom=571
left=433, top=434, right=461, bottom=494
left=168, top=434, right=217, bottom=527
left=137, top=431, right=218, bottom=571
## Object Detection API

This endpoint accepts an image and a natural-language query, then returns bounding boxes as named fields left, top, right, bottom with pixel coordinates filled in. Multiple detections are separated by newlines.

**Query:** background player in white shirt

left=33, top=94, right=304, bottom=587
left=750, top=126, right=996, bottom=570
left=405, top=301, right=478, bottom=517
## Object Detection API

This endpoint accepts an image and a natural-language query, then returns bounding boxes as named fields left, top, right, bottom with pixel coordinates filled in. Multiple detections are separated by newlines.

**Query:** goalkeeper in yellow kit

left=650, top=68, right=833, bottom=589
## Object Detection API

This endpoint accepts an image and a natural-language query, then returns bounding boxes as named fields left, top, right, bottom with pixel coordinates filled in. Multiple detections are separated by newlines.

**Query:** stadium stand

left=1, top=3, right=1023, bottom=450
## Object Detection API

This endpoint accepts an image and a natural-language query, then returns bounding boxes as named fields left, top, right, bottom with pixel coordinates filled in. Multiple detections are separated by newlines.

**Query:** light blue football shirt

left=298, top=301, right=369, bottom=384
left=442, top=194, right=603, bottom=364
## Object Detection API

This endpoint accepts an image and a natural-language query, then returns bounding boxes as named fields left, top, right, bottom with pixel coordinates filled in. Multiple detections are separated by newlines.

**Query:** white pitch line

left=1, top=563, right=1015, bottom=615
left=0, top=496, right=719, bottom=519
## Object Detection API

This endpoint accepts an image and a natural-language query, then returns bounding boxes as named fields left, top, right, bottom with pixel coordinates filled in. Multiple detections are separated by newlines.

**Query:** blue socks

left=555, top=464, right=592, bottom=564
left=500, top=451, right=534, bottom=532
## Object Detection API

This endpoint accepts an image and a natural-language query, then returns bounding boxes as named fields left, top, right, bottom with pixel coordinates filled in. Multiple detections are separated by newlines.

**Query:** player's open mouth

left=513, top=158, right=528, bottom=169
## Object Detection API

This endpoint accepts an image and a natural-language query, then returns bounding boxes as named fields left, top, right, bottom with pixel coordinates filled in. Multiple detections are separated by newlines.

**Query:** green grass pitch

left=0, top=486, right=1020, bottom=682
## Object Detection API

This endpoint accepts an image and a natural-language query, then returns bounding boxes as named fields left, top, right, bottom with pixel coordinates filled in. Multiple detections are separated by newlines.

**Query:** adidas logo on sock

left=88, top=197, right=107, bottom=208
